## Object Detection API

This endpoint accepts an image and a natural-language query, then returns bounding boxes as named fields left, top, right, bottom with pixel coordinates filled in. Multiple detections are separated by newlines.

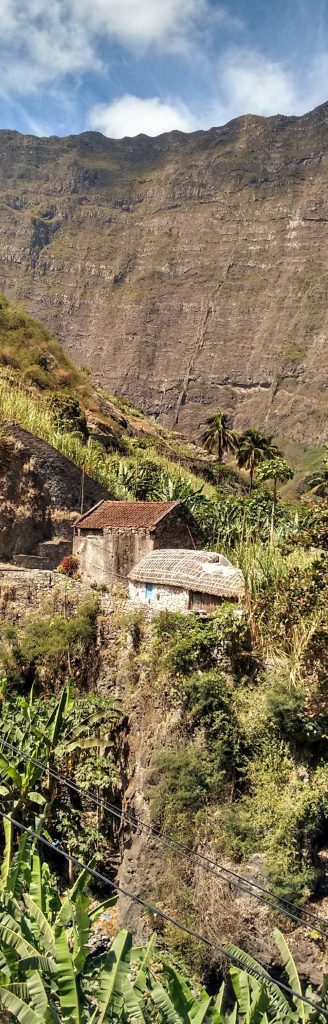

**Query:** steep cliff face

left=1, top=103, right=328, bottom=443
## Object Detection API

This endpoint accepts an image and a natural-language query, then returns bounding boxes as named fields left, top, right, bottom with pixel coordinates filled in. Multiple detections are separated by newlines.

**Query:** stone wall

left=154, top=507, right=201, bottom=549
left=0, top=567, right=91, bottom=624
left=128, top=580, right=189, bottom=612
left=73, top=528, right=154, bottom=588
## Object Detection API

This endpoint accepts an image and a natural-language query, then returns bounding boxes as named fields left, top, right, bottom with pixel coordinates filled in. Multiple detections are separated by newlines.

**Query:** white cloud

left=218, top=49, right=296, bottom=117
left=0, top=0, right=214, bottom=94
left=74, top=0, right=208, bottom=51
left=89, top=95, right=197, bottom=137
left=87, top=46, right=328, bottom=141
left=206, top=47, right=328, bottom=128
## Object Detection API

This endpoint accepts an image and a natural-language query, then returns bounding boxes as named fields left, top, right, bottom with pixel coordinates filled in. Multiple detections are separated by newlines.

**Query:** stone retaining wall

left=0, top=567, right=92, bottom=623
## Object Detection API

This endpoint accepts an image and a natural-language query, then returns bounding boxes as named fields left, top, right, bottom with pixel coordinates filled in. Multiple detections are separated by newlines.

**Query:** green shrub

left=23, top=363, right=50, bottom=388
left=216, top=741, right=328, bottom=901
left=152, top=607, right=249, bottom=677
left=150, top=743, right=228, bottom=842
left=48, top=392, right=89, bottom=440
left=0, top=599, right=99, bottom=688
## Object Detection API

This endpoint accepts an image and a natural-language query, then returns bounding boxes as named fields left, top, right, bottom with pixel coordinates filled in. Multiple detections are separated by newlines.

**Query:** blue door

left=145, top=583, right=153, bottom=602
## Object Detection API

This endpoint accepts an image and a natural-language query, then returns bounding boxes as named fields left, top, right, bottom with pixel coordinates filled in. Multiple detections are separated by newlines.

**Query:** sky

left=1, top=0, right=328, bottom=139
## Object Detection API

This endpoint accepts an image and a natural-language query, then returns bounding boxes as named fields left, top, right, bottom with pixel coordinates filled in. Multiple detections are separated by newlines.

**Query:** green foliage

left=236, top=430, right=280, bottom=489
left=306, top=445, right=328, bottom=498
left=151, top=744, right=223, bottom=829
left=257, top=457, right=293, bottom=490
left=0, top=599, right=99, bottom=687
left=0, top=683, right=122, bottom=869
left=217, top=740, right=328, bottom=901
left=1, top=838, right=327, bottom=1024
left=145, top=541, right=328, bottom=905
left=199, top=491, right=304, bottom=549
left=152, top=608, right=248, bottom=678
left=201, top=412, right=237, bottom=464
left=149, top=666, right=244, bottom=840
left=48, top=392, right=89, bottom=440
left=0, top=293, right=82, bottom=393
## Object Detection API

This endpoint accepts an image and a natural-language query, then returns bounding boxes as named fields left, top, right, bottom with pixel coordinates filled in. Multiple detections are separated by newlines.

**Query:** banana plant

left=0, top=686, right=75, bottom=861
left=226, top=932, right=328, bottom=1024
left=1, top=835, right=327, bottom=1024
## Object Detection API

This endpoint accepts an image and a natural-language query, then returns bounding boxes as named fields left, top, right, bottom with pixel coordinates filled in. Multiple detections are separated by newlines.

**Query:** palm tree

left=236, top=429, right=280, bottom=490
left=201, top=411, right=237, bottom=464
left=307, top=449, right=328, bottom=498
left=257, top=457, right=294, bottom=544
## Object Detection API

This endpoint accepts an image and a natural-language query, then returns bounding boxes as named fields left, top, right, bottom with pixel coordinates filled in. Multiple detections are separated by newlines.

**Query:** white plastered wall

left=128, top=581, right=189, bottom=612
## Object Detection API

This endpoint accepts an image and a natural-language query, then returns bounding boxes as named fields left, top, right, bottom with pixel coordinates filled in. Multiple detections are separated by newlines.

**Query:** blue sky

left=1, top=0, right=328, bottom=138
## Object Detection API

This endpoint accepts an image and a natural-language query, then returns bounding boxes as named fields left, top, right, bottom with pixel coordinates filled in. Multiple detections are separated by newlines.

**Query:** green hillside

left=0, top=292, right=86, bottom=393
left=0, top=294, right=328, bottom=1009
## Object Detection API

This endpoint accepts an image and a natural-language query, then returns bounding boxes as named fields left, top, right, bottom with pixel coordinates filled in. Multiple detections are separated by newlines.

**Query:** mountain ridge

left=1, top=101, right=328, bottom=444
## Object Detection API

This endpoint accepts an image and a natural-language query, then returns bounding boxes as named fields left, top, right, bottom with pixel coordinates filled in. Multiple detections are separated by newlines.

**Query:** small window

left=145, top=583, right=153, bottom=602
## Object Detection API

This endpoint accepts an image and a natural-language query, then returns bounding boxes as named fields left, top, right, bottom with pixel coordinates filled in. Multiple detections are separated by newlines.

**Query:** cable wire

left=2, top=810, right=328, bottom=1022
left=1, top=736, right=327, bottom=937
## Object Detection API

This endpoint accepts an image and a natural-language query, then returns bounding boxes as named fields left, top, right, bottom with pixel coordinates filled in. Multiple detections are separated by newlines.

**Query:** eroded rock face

left=1, top=105, right=328, bottom=442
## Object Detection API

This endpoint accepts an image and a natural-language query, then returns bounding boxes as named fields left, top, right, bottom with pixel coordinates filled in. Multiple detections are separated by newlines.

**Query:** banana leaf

left=72, top=893, right=90, bottom=974
left=9, top=972, right=49, bottom=1018
left=132, top=933, right=157, bottom=996
left=24, top=894, right=56, bottom=954
left=18, top=955, right=56, bottom=976
left=47, top=687, right=72, bottom=749
left=29, top=853, right=43, bottom=912
left=0, top=754, right=22, bottom=787
left=163, top=962, right=195, bottom=1013
left=93, top=929, right=132, bottom=1023
left=273, top=929, right=307, bottom=1023
left=54, top=926, right=81, bottom=1024
left=226, top=943, right=292, bottom=1022
left=189, top=991, right=213, bottom=1023
left=1, top=815, right=13, bottom=886
left=149, top=973, right=183, bottom=1024
left=6, top=830, right=34, bottom=896
left=230, top=968, right=251, bottom=1016
left=226, top=1006, right=237, bottom=1024
left=56, top=858, right=95, bottom=927
left=0, top=985, right=44, bottom=1024
left=120, top=975, right=147, bottom=1022
left=0, top=920, right=40, bottom=961
left=65, top=737, right=109, bottom=752
left=29, top=792, right=47, bottom=807
left=248, top=985, right=270, bottom=1024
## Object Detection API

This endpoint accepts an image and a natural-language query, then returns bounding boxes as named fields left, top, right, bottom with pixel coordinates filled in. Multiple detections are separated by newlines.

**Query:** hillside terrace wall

left=0, top=567, right=92, bottom=624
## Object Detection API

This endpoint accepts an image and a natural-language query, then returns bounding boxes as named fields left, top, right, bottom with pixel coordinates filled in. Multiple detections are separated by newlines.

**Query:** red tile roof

left=75, top=500, right=181, bottom=531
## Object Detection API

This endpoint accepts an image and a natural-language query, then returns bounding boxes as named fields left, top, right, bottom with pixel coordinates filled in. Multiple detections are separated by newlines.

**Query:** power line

left=2, top=810, right=328, bottom=1022
left=1, top=736, right=327, bottom=937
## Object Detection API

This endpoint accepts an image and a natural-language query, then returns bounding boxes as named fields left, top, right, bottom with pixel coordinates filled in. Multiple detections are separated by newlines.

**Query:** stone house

left=129, top=548, right=245, bottom=613
left=73, top=500, right=201, bottom=587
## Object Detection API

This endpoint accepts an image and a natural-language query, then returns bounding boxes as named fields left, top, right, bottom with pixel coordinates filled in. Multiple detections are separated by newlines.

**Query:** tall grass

left=233, top=539, right=314, bottom=599
left=0, top=378, right=215, bottom=502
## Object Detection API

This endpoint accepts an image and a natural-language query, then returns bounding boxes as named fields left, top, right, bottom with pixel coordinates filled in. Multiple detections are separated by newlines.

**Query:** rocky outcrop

left=1, top=105, right=328, bottom=443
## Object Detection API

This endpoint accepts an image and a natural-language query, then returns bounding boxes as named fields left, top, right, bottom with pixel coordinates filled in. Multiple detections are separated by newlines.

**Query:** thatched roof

left=129, top=549, right=245, bottom=599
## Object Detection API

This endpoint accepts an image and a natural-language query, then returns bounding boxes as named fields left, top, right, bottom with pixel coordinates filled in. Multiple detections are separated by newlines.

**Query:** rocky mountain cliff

left=1, top=103, right=328, bottom=443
